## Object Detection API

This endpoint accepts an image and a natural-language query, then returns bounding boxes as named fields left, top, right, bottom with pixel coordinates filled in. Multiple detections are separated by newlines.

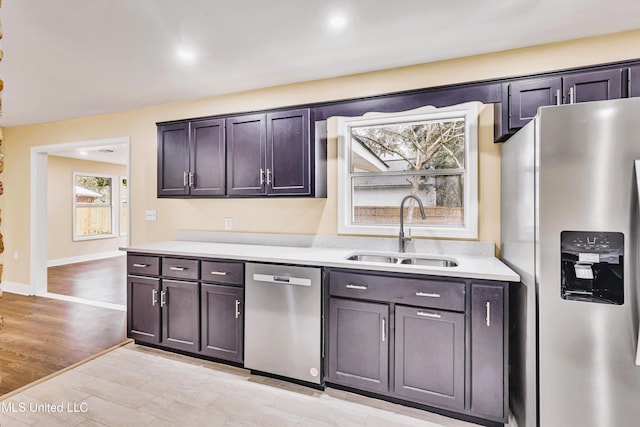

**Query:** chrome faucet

left=399, top=195, right=426, bottom=253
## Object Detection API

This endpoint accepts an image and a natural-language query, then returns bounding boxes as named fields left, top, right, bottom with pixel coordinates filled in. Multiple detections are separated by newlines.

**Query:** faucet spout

left=399, top=195, right=427, bottom=253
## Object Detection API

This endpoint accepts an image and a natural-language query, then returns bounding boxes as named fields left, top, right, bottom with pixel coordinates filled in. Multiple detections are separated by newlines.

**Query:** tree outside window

left=337, top=103, right=479, bottom=239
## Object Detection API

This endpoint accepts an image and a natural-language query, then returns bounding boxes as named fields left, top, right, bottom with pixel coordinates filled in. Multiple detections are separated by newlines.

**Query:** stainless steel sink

left=344, top=254, right=399, bottom=263
left=399, top=257, right=458, bottom=267
left=344, top=252, right=458, bottom=267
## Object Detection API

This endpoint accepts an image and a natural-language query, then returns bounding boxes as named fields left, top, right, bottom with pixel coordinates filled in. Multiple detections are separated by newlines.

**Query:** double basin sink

left=344, top=252, right=458, bottom=267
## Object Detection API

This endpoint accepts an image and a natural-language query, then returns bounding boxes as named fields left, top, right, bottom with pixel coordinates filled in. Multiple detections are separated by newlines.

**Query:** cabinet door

left=127, top=276, right=161, bottom=344
left=157, top=122, right=190, bottom=197
left=200, top=284, right=243, bottom=363
left=190, top=118, right=226, bottom=196
left=161, top=279, right=200, bottom=353
left=266, top=109, right=310, bottom=195
left=470, top=283, right=506, bottom=421
left=563, top=68, right=622, bottom=104
left=508, top=77, right=562, bottom=130
left=630, top=65, right=640, bottom=98
left=328, top=298, right=389, bottom=394
left=226, top=114, right=266, bottom=196
left=394, top=305, right=465, bottom=410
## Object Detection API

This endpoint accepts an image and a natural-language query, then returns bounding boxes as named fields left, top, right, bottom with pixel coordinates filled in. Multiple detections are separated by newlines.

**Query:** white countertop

left=123, top=240, right=520, bottom=282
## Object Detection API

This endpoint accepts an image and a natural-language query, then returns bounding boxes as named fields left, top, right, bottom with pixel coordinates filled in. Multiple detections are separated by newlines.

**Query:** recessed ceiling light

left=328, top=13, right=348, bottom=31
left=176, top=48, right=196, bottom=63
left=79, top=151, right=88, bottom=156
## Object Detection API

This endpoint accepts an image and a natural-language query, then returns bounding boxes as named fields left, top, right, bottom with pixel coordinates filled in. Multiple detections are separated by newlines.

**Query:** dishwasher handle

left=252, top=273, right=312, bottom=287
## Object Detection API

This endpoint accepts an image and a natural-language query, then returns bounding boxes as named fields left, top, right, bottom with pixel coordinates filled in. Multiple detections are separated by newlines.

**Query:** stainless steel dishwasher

left=244, top=262, right=322, bottom=385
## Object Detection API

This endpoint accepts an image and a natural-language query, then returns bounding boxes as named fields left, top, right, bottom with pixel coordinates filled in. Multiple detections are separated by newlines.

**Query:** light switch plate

left=145, top=210, right=157, bottom=221
left=224, top=217, right=232, bottom=230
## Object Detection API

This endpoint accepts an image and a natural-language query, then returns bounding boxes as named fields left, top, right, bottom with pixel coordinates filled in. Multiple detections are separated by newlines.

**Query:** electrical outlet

left=224, top=217, right=232, bottom=230
left=145, top=210, right=157, bottom=221
left=13, top=251, right=18, bottom=260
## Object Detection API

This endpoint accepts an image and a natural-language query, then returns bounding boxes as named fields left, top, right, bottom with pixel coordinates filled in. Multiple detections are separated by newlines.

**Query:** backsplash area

left=176, top=230, right=495, bottom=257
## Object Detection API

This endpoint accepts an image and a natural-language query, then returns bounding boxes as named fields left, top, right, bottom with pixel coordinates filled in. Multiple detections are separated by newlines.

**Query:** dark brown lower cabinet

left=161, top=279, right=200, bottom=353
left=327, top=298, right=389, bottom=394
left=394, top=305, right=465, bottom=410
left=127, top=276, right=161, bottom=344
left=200, top=284, right=243, bottom=362
left=470, top=283, right=506, bottom=421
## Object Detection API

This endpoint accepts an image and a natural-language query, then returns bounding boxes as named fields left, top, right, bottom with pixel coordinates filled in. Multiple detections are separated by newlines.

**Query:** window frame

left=72, top=171, right=117, bottom=241
left=336, top=102, right=479, bottom=239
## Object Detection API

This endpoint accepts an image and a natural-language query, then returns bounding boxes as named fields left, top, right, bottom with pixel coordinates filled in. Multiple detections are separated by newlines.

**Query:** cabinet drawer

left=329, top=270, right=465, bottom=312
left=127, top=255, right=160, bottom=276
left=162, top=258, right=199, bottom=280
left=201, top=260, right=244, bottom=285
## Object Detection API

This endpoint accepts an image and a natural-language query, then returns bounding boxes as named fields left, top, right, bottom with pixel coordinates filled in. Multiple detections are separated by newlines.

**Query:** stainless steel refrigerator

left=501, top=97, right=640, bottom=427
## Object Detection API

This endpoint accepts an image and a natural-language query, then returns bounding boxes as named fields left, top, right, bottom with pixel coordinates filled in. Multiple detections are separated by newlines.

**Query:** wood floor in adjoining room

left=47, top=256, right=126, bottom=305
left=0, top=293, right=127, bottom=396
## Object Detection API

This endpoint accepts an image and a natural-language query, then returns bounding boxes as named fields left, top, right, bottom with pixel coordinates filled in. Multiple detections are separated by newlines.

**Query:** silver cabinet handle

left=152, top=289, right=157, bottom=306
left=266, top=169, right=272, bottom=185
left=381, top=318, right=386, bottom=342
left=346, top=284, right=367, bottom=290
left=132, top=263, right=147, bottom=268
left=210, top=271, right=228, bottom=276
left=486, top=301, right=491, bottom=327
left=235, top=300, right=240, bottom=319
left=260, top=168, right=265, bottom=185
left=569, top=87, right=575, bottom=104
left=188, top=172, right=194, bottom=187
left=183, top=171, right=188, bottom=186
left=556, top=89, right=561, bottom=105
left=160, top=290, right=166, bottom=308
left=169, top=266, right=186, bottom=271
left=417, top=311, right=441, bottom=319
left=416, top=291, right=440, bottom=298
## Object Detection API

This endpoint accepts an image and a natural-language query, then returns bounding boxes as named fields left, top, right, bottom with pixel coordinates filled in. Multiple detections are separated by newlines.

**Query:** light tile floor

left=0, top=343, right=481, bottom=427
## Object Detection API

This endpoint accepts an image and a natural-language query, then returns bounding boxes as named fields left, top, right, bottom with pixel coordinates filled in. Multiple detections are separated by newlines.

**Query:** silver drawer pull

left=169, top=267, right=186, bottom=271
left=152, top=289, right=158, bottom=306
left=416, top=291, right=440, bottom=298
left=346, top=284, right=367, bottom=290
left=381, top=318, right=386, bottom=342
left=486, top=301, right=491, bottom=327
left=160, top=290, right=166, bottom=308
left=235, top=300, right=240, bottom=319
left=210, top=271, right=228, bottom=276
left=132, top=263, right=148, bottom=268
left=417, top=311, right=441, bottom=319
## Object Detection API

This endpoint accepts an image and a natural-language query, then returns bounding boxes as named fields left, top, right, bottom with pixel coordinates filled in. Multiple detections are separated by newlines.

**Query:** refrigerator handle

left=635, top=160, right=640, bottom=366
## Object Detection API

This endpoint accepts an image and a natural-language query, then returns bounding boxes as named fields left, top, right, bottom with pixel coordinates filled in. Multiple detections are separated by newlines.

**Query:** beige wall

left=47, top=156, right=127, bottom=262
left=3, top=30, right=640, bottom=287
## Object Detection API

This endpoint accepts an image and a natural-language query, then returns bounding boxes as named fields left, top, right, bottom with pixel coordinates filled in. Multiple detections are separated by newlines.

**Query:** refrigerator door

left=537, top=98, right=640, bottom=427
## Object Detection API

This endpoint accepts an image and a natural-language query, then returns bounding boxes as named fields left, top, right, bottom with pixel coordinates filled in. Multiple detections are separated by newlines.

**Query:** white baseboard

left=47, top=250, right=125, bottom=267
left=0, top=281, right=33, bottom=296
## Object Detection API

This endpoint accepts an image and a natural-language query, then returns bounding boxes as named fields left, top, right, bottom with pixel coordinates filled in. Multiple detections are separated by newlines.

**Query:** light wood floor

left=47, top=256, right=126, bottom=305
left=0, top=343, right=478, bottom=426
left=0, top=257, right=128, bottom=396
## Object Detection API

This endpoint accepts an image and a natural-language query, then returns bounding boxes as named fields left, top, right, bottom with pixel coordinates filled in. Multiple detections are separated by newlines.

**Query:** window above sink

left=336, top=103, right=480, bottom=239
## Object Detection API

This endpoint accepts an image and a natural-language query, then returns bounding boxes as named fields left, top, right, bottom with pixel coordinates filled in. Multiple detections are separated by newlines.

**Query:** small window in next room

left=337, top=103, right=479, bottom=239
left=73, top=172, right=115, bottom=241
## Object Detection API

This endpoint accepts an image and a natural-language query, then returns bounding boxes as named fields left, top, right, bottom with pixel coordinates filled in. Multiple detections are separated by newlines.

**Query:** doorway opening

left=30, top=137, right=130, bottom=311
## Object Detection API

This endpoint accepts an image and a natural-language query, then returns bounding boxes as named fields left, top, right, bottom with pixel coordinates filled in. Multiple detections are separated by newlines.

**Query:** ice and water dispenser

left=560, top=231, right=624, bottom=305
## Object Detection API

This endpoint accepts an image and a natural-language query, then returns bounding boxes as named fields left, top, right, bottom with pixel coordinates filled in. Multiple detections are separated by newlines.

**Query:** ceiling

left=1, top=0, right=639, bottom=128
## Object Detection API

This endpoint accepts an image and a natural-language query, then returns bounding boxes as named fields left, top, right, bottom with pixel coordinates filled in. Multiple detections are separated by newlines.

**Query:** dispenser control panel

left=560, top=231, right=624, bottom=305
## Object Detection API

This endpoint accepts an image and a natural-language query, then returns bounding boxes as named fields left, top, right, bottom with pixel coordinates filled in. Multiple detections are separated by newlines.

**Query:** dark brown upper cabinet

left=629, top=65, right=640, bottom=97
left=158, top=108, right=324, bottom=198
left=496, top=67, right=624, bottom=141
left=157, top=118, right=225, bottom=197
left=226, top=114, right=266, bottom=196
